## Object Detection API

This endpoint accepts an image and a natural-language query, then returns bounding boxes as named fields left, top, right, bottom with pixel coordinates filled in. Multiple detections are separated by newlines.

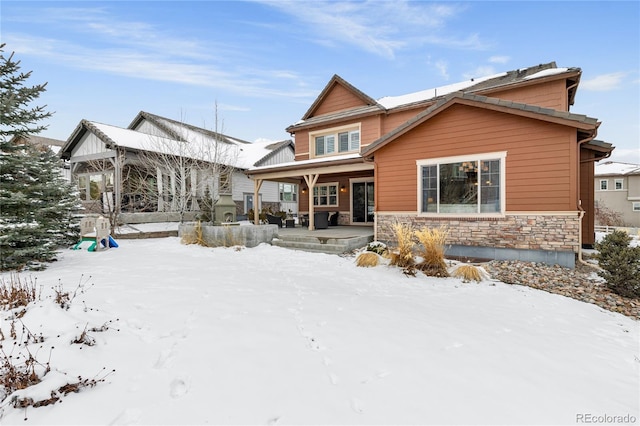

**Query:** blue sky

left=2, top=1, right=639, bottom=163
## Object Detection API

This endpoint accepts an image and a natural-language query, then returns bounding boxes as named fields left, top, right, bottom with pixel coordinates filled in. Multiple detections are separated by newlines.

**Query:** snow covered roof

left=249, top=152, right=363, bottom=172
left=377, top=72, right=506, bottom=109
left=64, top=120, right=289, bottom=170
left=289, top=62, right=580, bottom=132
left=594, top=161, right=640, bottom=176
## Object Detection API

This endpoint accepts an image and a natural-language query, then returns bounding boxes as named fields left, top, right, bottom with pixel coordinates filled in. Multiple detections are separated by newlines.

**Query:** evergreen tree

left=1, top=44, right=81, bottom=270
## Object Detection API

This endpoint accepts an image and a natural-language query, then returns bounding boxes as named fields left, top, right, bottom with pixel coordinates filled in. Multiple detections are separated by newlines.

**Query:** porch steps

left=271, top=233, right=373, bottom=255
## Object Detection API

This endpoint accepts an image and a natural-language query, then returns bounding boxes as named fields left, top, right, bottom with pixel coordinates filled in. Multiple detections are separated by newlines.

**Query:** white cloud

left=256, top=0, right=482, bottom=59
left=435, top=60, right=450, bottom=80
left=581, top=72, right=627, bottom=91
left=463, top=66, right=496, bottom=80
left=489, top=55, right=510, bottom=64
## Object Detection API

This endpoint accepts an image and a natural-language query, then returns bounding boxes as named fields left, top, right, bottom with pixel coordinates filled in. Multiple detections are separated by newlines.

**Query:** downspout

left=576, top=132, right=602, bottom=270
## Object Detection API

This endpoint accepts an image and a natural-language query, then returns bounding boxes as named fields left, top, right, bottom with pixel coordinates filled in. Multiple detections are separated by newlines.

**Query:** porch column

left=156, top=167, right=164, bottom=212
left=253, top=178, right=263, bottom=225
left=170, top=170, right=177, bottom=211
left=303, top=173, right=319, bottom=230
left=190, top=167, right=198, bottom=211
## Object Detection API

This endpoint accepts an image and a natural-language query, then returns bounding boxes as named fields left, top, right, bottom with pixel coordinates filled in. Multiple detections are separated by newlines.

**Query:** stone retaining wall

left=179, top=223, right=277, bottom=248
left=377, top=213, right=581, bottom=267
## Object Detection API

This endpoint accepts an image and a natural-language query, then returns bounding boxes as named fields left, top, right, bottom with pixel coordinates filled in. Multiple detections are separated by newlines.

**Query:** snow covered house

left=595, top=161, right=640, bottom=227
left=247, top=62, right=614, bottom=267
left=59, top=112, right=295, bottom=224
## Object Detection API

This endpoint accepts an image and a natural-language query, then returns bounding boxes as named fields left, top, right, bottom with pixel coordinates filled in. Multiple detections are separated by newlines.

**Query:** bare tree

left=136, top=105, right=239, bottom=223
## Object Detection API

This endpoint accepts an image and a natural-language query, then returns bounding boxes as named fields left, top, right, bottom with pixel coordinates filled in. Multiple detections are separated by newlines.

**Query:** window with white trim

left=418, top=152, right=505, bottom=214
left=615, top=179, right=623, bottom=190
left=600, top=180, right=608, bottom=190
left=279, top=183, right=297, bottom=202
left=312, top=126, right=360, bottom=157
left=633, top=202, right=640, bottom=212
left=313, top=183, right=338, bottom=206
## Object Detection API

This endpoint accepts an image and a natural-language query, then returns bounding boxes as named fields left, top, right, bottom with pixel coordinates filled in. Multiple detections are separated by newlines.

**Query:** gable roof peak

left=301, top=74, right=380, bottom=120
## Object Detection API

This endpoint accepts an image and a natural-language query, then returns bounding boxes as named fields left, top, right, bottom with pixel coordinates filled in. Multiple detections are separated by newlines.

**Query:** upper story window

left=311, top=124, right=360, bottom=158
left=599, top=180, right=608, bottom=190
left=614, top=179, right=623, bottom=190
left=417, top=152, right=506, bottom=215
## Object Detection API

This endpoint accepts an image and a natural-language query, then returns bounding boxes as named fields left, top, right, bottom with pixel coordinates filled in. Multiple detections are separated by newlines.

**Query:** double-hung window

left=417, top=152, right=506, bottom=215
left=313, top=183, right=338, bottom=207
left=312, top=125, right=360, bottom=157
left=600, top=180, right=608, bottom=190
left=614, top=179, right=623, bottom=190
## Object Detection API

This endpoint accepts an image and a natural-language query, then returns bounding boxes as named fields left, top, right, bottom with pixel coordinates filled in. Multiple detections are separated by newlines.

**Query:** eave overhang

left=246, top=155, right=373, bottom=181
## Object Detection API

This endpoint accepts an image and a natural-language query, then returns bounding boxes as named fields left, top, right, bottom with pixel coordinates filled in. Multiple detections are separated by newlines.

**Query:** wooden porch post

left=156, top=167, right=164, bottom=212
left=253, top=178, right=263, bottom=225
left=304, top=174, right=319, bottom=230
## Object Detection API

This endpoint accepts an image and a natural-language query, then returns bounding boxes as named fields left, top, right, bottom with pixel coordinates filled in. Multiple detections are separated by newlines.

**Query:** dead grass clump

left=0, top=275, right=39, bottom=311
left=415, top=226, right=449, bottom=277
left=451, top=264, right=483, bottom=282
left=388, top=221, right=415, bottom=269
left=181, top=221, right=209, bottom=247
left=356, top=252, right=380, bottom=268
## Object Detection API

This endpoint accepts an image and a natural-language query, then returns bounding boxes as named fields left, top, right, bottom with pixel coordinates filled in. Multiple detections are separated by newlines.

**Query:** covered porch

left=246, top=154, right=375, bottom=231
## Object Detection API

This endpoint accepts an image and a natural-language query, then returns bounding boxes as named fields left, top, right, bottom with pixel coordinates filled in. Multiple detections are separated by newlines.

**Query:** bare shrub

left=0, top=275, right=39, bottom=311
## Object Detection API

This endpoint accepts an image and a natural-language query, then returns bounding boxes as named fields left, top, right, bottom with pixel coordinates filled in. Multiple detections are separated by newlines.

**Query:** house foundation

left=376, top=213, right=581, bottom=268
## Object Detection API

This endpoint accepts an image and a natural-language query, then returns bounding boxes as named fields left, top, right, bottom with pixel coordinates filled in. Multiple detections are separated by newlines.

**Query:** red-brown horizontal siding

left=313, top=84, right=368, bottom=117
left=487, top=80, right=568, bottom=111
left=374, top=105, right=578, bottom=212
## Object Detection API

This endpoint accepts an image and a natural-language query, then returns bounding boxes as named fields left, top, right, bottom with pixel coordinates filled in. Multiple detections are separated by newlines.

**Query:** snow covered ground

left=0, top=237, right=638, bottom=425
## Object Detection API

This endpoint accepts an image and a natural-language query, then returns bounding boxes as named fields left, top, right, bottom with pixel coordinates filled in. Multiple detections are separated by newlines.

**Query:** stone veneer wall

left=376, top=213, right=581, bottom=260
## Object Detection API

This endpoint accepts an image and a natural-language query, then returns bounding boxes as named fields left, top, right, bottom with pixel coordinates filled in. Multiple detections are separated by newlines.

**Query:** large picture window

left=418, top=152, right=505, bottom=215
left=313, top=183, right=338, bottom=207
left=312, top=125, right=360, bottom=157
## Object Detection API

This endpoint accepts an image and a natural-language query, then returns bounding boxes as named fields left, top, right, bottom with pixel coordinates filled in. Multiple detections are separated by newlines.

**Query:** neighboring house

left=59, top=112, right=295, bottom=224
left=10, top=134, right=71, bottom=181
left=594, top=161, right=640, bottom=227
left=247, top=62, right=613, bottom=267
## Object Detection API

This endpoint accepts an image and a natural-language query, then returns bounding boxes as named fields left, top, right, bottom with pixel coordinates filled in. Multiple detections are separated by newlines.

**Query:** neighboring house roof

left=61, top=118, right=292, bottom=170
left=361, top=91, right=601, bottom=159
left=287, top=62, right=581, bottom=133
left=129, top=111, right=252, bottom=145
left=595, top=161, right=640, bottom=176
left=10, top=134, right=67, bottom=154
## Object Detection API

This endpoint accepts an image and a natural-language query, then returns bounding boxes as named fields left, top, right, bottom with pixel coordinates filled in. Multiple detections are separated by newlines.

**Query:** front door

left=351, top=180, right=374, bottom=224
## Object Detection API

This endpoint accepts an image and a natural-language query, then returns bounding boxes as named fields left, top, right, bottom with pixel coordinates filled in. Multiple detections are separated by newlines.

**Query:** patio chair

left=266, top=213, right=283, bottom=228
left=314, top=211, right=329, bottom=229
left=328, top=211, right=339, bottom=226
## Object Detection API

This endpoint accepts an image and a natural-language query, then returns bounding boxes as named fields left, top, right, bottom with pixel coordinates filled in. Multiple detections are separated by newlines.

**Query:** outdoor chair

left=266, top=213, right=283, bottom=228
left=314, top=211, right=329, bottom=229
left=328, top=211, right=339, bottom=226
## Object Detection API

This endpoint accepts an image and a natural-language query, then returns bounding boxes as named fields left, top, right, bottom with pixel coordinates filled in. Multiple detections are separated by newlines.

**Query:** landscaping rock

left=484, top=260, right=639, bottom=320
